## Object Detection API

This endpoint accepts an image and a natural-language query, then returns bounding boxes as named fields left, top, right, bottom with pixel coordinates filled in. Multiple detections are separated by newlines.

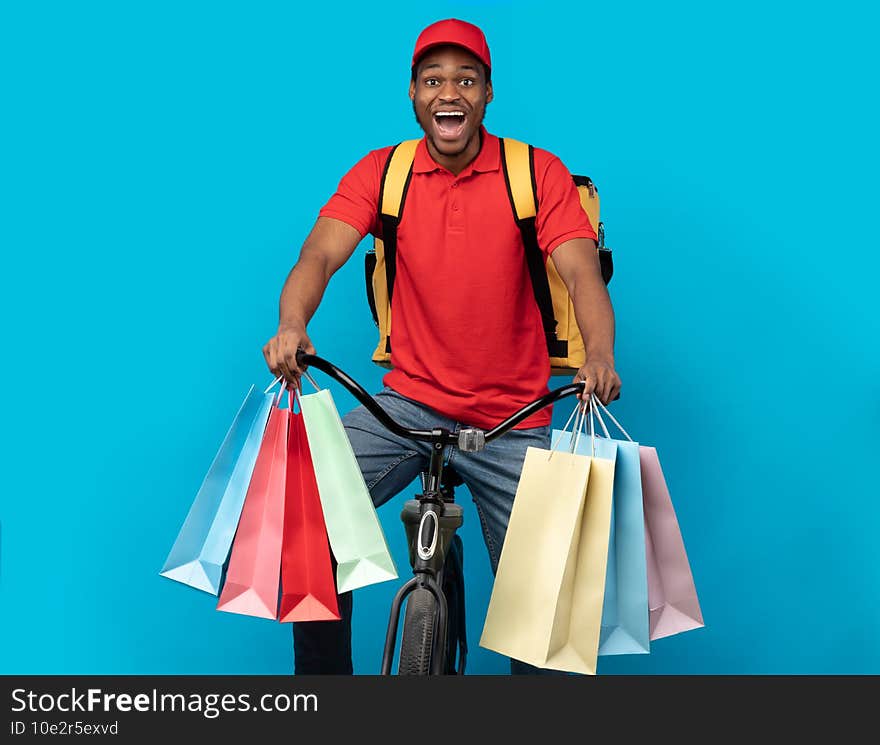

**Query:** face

left=409, top=45, right=493, bottom=161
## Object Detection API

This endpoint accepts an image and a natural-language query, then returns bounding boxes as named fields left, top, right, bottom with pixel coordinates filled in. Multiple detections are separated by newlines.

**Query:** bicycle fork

left=381, top=431, right=463, bottom=675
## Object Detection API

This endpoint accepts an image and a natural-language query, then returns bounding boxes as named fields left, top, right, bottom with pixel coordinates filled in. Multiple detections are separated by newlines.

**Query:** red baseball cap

left=411, top=18, right=491, bottom=71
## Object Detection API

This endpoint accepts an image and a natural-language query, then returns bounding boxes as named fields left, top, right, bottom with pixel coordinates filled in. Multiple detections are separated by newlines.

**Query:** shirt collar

left=413, top=126, right=500, bottom=175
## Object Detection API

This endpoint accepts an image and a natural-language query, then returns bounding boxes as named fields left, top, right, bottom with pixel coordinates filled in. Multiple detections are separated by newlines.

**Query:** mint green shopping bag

left=299, top=387, right=397, bottom=593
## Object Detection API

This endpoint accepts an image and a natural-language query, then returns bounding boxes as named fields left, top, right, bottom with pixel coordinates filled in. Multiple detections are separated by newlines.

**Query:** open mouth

left=433, top=110, right=467, bottom=140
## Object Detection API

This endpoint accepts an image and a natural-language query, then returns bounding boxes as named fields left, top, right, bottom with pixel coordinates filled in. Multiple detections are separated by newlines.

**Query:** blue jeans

left=292, top=385, right=557, bottom=675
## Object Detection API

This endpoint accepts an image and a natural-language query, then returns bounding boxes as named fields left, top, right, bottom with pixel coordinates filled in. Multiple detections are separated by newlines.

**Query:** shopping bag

left=278, top=395, right=341, bottom=622
left=640, top=446, right=705, bottom=639
left=480, top=405, right=615, bottom=675
left=160, top=384, right=275, bottom=594
left=553, top=398, right=650, bottom=656
left=299, top=386, right=397, bottom=593
left=592, top=399, right=704, bottom=640
left=216, top=391, right=288, bottom=619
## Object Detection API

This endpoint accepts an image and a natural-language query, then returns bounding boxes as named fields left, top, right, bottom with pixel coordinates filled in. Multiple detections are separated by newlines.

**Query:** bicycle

left=295, top=349, right=586, bottom=675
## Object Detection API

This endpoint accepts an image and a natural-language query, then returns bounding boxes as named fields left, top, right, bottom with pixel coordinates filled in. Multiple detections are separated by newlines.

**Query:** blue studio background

left=1, top=0, right=877, bottom=674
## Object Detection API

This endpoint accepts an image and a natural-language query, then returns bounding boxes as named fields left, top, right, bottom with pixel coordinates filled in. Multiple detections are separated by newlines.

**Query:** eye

left=424, top=78, right=440, bottom=87
left=460, top=78, right=475, bottom=88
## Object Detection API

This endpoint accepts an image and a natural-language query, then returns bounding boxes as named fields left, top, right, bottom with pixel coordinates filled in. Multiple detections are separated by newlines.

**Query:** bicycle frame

left=381, top=431, right=462, bottom=675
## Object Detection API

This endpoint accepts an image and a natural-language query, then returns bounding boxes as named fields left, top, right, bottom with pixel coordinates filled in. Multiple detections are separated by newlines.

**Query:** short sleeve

left=318, top=147, right=392, bottom=239
left=533, top=150, right=598, bottom=258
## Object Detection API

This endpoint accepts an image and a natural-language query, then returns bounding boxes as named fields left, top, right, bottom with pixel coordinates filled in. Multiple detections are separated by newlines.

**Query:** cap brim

left=413, top=41, right=490, bottom=70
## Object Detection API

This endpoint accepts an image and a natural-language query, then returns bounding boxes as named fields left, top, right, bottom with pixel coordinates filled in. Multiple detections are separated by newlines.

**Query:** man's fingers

left=579, top=374, right=596, bottom=401
left=277, top=345, right=295, bottom=384
left=599, top=378, right=621, bottom=405
left=591, top=372, right=606, bottom=405
left=602, top=376, right=615, bottom=405
left=277, top=361, right=292, bottom=385
left=264, top=339, right=281, bottom=378
left=282, top=345, right=298, bottom=376
left=609, top=379, right=622, bottom=403
left=294, top=350, right=304, bottom=373
left=573, top=364, right=621, bottom=407
left=263, top=329, right=317, bottom=388
left=284, top=340, right=309, bottom=383
left=579, top=368, right=622, bottom=405
left=295, top=346, right=310, bottom=372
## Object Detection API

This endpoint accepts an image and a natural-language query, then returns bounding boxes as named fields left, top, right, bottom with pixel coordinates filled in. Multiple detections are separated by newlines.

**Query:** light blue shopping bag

left=552, top=397, right=650, bottom=656
left=160, top=384, right=275, bottom=594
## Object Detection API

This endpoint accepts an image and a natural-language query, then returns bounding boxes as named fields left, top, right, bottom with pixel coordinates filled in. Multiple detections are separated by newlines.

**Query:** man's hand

left=263, top=324, right=315, bottom=390
left=573, top=358, right=621, bottom=405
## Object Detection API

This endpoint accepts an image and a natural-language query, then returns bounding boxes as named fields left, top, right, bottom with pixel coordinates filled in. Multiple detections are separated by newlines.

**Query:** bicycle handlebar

left=295, top=350, right=585, bottom=449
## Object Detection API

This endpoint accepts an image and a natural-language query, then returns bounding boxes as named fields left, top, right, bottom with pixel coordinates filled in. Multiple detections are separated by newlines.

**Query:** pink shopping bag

left=640, top=446, right=704, bottom=639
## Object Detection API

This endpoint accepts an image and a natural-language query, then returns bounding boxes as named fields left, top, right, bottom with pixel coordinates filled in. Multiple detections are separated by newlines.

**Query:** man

left=263, top=19, right=621, bottom=674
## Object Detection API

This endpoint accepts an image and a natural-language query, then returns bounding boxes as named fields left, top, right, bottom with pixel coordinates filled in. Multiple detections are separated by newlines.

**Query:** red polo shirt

left=319, top=129, right=596, bottom=430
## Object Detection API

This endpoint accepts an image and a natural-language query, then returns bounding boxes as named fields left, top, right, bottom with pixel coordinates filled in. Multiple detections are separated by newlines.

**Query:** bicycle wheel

left=398, top=588, right=436, bottom=675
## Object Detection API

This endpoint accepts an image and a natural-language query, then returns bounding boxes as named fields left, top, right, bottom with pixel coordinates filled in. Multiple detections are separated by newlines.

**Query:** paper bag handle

left=590, top=395, right=634, bottom=442
left=550, top=399, right=599, bottom=458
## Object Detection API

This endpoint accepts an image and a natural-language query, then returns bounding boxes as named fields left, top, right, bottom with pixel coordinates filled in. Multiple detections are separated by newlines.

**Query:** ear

left=409, top=79, right=415, bottom=101
left=486, top=82, right=494, bottom=104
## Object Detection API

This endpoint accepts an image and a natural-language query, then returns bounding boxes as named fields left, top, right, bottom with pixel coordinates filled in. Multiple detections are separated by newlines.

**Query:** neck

left=426, top=129, right=483, bottom=176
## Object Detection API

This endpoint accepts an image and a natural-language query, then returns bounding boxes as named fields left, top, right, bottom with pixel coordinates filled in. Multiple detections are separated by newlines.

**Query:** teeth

left=435, top=111, right=465, bottom=117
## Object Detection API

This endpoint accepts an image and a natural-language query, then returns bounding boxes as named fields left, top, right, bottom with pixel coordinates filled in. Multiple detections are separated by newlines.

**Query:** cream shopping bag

left=480, top=403, right=616, bottom=674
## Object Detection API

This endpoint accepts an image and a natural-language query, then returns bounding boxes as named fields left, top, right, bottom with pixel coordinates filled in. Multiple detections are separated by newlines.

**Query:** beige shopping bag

left=479, top=440, right=616, bottom=675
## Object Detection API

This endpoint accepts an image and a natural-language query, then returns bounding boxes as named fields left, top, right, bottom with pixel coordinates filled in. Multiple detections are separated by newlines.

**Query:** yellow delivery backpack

left=364, top=138, right=613, bottom=376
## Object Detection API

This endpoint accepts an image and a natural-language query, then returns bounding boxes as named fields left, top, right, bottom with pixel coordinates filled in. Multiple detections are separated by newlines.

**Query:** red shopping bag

left=278, top=402, right=340, bottom=622
left=216, top=395, right=288, bottom=619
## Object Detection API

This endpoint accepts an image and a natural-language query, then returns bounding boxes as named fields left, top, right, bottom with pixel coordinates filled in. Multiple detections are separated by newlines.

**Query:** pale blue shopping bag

left=552, top=397, right=650, bottom=656
left=160, top=384, right=275, bottom=594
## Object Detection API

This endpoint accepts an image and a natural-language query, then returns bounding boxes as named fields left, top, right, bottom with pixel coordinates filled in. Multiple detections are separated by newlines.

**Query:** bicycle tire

left=398, top=588, right=436, bottom=675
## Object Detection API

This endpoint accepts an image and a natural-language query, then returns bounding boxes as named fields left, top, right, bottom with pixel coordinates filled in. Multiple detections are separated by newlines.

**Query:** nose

left=438, top=79, right=460, bottom=102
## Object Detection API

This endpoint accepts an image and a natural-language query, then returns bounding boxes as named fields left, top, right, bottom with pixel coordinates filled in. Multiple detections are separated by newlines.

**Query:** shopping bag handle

left=572, top=399, right=593, bottom=455
left=590, top=395, right=634, bottom=443
left=263, top=378, right=308, bottom=414
left=590, top=396, right=611, bottom=439
left=550, top=400, right=581, bottom=453
left=264, top=377, right=290, bottom=408
left=264, top=375, right=284, bottom=394
left=288, top=384, right=308, bottom=414
left=268, top=380, right=305, bottom=414
left=264, top=371, right=320, bottom=397
left=550, top=399, right=600, bottom=457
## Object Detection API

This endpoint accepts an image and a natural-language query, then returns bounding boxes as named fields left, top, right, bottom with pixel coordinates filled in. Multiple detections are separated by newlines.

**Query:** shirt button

left=452, top=183, right=459, bottom=189
left=452, top=203, right=459, bottom=211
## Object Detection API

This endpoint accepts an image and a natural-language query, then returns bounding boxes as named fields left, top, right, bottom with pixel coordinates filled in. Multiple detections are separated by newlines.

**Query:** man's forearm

left=570, top=274, right=616, bottom=363
left=277, top=251, right=331, bottom=330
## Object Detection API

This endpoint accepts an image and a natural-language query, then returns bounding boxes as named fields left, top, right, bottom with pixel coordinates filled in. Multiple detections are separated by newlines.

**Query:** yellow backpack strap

left=500, top=138, right=537, bottom=220
left=500, top=138, right=566, bottom=358
left=380, top=139, right=419, bottom=218
left=379, top=139, right=419, bottom=302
